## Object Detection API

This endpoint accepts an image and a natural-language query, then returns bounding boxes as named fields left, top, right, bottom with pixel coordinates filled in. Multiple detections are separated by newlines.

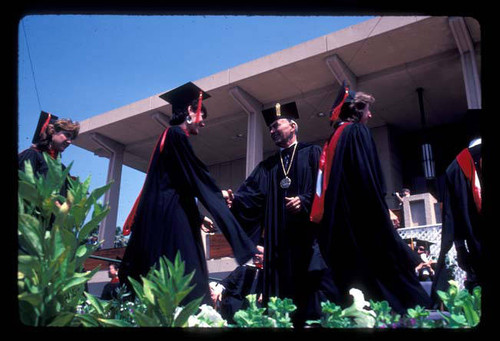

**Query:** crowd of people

left=18, top=81, right=483, bottom=326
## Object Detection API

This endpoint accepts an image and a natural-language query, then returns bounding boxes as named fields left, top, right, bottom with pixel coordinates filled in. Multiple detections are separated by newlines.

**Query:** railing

left=397, top=224, right=466, bottom=289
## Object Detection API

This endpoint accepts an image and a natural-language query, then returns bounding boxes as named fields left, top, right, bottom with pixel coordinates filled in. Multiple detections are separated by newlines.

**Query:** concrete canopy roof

left=73, top=16, right=481, bottom=173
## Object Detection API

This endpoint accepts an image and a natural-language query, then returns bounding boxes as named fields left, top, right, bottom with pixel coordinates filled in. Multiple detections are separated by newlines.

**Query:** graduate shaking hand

left=285, top=196, right=302, bottom=214
left=201, top=216, right=217, bottom=233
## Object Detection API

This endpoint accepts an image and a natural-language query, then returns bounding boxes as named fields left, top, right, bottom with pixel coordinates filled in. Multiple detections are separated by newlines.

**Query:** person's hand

left=209, top=282, right=224, bottom=308
left=391, top=217, right=400, bottom=228
left=222, top=189, right=234, bottom=208
left=285, top=196, right=301, bottom=214
left=201, top=216, right=216, bottom=233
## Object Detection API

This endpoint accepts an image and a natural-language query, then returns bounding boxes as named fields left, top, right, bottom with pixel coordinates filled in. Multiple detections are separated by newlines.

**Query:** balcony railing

left=397, top=224, right=466, bottom=289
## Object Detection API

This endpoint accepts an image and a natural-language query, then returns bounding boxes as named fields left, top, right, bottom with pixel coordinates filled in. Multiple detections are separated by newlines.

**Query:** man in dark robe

left=216, top=263, right=263, bottom=323
left=310, top=82, right=431, bottom=314
left=432, top=137, right=482, bottom=299
left=119, top=82, right=258, bottom=305
left=224, top=102, right=329, bottom=326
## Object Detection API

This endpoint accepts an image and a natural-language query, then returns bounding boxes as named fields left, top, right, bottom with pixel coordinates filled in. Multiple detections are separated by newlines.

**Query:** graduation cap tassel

left=330, top=85, right=350, bottom=122
left=330, top=90, right=347, bottom=122
left=194, top=90, right=203, bottom=124
left=40, top=113, right=52, bottom=137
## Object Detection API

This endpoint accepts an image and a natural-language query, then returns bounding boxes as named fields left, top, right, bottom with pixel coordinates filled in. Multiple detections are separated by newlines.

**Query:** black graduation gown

left=18, top=147, right=69, bottom=196
left=318, top=123, right=431, bottom=313
left=230, top=142, right=326, bottom=324
left=100, top=280, right=121, bottom=300
left=432, top=144, right=482, bottom=300
left=119, top=126, right=257, bottom=305
left=219, top=265, right=263, bottom=323
left=19, top=147, right=50, bottom=176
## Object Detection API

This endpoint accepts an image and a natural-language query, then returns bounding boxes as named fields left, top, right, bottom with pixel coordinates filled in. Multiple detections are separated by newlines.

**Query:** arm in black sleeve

left=167, top=128, right=258, bottom=264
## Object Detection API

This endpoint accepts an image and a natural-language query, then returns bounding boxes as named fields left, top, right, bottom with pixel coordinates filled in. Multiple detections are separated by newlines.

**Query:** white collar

left=280, top=140, right=298, bottom=152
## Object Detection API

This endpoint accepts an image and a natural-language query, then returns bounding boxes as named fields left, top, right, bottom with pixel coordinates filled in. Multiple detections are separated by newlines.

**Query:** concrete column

left=449, top=17, right=481, bottom=109
left=325, top=54, right=358, bottom=89
left=229, top=86, right=264, bottom=177
left=91, top=133, right=125, bottom=249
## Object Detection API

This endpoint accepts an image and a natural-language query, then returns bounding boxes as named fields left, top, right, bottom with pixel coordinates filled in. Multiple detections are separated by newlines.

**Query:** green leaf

left=48, top=312, right=75, bottom=326
left=84, top=292, right=106, bottom=316
left=128, top=277, right=145, bottom=299
left=18, top=180, right=40, bottom=205
left=141, top=277, right=157, bottom=305
left=85, top=182, right=112, bottom=211
left=49, top=225, right=68, bottom=261
left=173, top=296, right=204, bottom=327
left=62, top=276, right=91, bottom=293
left=450, top=313, right=468, bottom=327
left=133, top=311, right=160, bottom=327
left=77, top=207, right=109, bottom=242
left=18, top=291, right=43, bottom=307
left=76, top=314, right=101, bottom=327
left=154, top=295, right=174, bottom=322
left=97, top=318, right=134, bottom=327
left=19, top=160, right=36, bottom=184
left=18, top=213, right=44, bottom=257
left=75, top=244, right=99, bottom=269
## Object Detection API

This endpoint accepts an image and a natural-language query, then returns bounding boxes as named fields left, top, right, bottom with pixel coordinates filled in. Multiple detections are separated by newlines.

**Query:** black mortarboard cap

left=403, top=237, right=435, bottom=250
left=330, top=80, right=356, bottom=122
left=32, top=111, right=59, bottom=144
left=261, top=101, right=299, bottom=127
left=159, top=82, right=211, bottom=113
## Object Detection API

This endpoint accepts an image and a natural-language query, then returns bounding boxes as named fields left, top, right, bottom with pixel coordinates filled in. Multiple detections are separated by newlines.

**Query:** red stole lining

left=456, top=147, right=482, bottom=213
left=310, top=122, right=351, bottom=223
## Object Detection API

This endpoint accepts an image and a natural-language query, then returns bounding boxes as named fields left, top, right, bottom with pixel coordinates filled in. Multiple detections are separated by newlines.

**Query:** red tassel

left=194, top=90, right=203, bottom=124
left=40, top=113, right=52, bottom=137
left=330, top=88, right=349, bottom=122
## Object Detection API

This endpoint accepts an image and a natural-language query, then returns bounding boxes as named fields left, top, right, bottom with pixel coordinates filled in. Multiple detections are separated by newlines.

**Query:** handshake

left=221, top=189, right=234, bottom=208
left=222, top=189, right=302, bottom=214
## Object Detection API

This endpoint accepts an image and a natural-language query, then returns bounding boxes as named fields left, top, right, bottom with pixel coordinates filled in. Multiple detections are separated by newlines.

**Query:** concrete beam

left=229, top=86, right=264, bottom=176
left=325, top=54, right=357, bottom=89
left=90, top=133, right=125, bottom=249
left=151, top=112, right=171, bottom=128
left=449, top=17, right=481, bottom=109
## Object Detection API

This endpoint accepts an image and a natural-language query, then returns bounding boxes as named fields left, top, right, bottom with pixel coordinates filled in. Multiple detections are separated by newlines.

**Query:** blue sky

left=18, top=15, right=374, bottom=228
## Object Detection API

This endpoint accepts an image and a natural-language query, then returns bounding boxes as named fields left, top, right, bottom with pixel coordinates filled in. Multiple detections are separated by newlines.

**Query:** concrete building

left=73, top=16, right=481, bottom=279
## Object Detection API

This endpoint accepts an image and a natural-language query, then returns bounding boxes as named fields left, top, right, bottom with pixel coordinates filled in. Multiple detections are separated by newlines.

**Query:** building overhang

left=73, top=16, right=481, bottom=173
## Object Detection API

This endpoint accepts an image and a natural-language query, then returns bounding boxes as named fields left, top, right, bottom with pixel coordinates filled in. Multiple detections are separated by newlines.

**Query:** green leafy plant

left=186, top=304, right=228, bottom=327
left=267, top=297, right=297, bottom=328
left=306, top=300, right=351, bottom=328
left=307, top=288, right=376, bottom=328
left=233, top=294, right=278, bottom=327
left=404, top=305, right=438, bottom=328
left=126, top=252, right=204, bottom=327
left=437, top=280, right=481, bottom=328
left=76, top=286, right=143, bottom=327
left=18, top=154, right=111, bottom=326
left=369, top=300, right=401, bottom=328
